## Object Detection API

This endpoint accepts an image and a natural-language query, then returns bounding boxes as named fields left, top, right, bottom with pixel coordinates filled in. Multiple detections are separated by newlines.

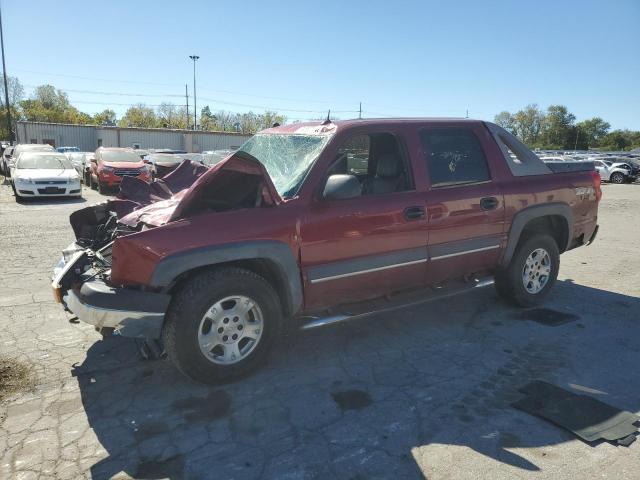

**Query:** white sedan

left=10, top=152, right=82, bottom=200
left=593, top=160, right=635, bottom=184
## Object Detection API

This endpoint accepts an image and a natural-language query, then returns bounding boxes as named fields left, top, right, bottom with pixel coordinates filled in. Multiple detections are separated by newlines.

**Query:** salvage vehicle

left=2, top=143, right=54, bottom=177
left=65, top=152, right=94, bottom=182
left=52, top=119, right=600, bottom=384
left=11, top=151, right=82, bottom=200
left=88, top=147, right=152, bottom=193
left=594, top=160, right=638, bottom=184
left=145, top=153, right=204, bottom=178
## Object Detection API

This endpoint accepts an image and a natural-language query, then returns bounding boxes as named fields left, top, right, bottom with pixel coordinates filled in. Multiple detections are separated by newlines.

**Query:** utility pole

left=0, top=3, right=13, bottom=144
left=185, top=84, right=189, bottom=129
left=358, top=102, right=362, bottom=119
left=465, top=109, right=469, bottom=118
left=574, top=128, right=579, bottom=151
left=189, top=55, right=199, bottom=130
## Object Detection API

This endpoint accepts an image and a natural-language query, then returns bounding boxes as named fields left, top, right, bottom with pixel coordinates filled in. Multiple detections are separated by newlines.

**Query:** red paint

left=109, top=119, right=599, bottom=314
left=90, top=147, right=151, bottom=187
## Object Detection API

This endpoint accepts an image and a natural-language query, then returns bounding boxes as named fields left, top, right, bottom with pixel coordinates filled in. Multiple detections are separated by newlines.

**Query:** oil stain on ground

left=171, top=390, right=231, bottom=423
left=331, top=389, right=373, bottom=411
left=0, top=356, right=36, bottom=402
left=518, top=308, right=579, bottom=326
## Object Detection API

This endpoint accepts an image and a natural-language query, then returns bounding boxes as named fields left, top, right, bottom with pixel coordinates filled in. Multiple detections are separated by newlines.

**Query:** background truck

left=52, top=118, right=601, bottom=384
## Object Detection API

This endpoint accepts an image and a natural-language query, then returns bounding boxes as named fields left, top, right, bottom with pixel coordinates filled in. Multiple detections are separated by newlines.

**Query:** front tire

left=495, top=234, right=560, bottom=307
left=610, top=172, right=625, bottom=184
left=163, top=267, right=282, bottom=384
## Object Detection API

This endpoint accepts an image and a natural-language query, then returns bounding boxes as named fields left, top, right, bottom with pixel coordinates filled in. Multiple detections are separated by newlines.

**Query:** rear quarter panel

left=502, top=171, right=599, bottom=246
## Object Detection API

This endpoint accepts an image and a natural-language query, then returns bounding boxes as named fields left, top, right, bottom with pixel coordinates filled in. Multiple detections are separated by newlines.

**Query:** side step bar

left=299, top=276, right=495, bottom=330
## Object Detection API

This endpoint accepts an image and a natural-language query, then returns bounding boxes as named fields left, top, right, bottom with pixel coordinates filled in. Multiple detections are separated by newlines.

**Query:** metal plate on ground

left=512, top=381, right=639, bottom=444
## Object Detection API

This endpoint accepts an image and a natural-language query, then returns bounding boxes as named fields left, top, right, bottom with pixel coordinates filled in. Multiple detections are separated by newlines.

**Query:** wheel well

left=167, top=258, right=293, bottom=317
left=520, top=215, right=568, bottom=253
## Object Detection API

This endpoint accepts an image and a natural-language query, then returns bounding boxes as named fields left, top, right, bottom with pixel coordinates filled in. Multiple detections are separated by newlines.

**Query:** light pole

left=0, top=3, right=13, bottom=144
left=189, top=55, right=199, bottom=130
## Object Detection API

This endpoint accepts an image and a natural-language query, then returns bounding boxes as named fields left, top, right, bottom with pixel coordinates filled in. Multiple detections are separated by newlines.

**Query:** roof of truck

left=261, top=118, right=483, bottom=135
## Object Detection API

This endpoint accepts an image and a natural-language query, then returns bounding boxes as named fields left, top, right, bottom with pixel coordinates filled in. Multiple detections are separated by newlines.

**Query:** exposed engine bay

left=69, top=153, right=280, bottom=249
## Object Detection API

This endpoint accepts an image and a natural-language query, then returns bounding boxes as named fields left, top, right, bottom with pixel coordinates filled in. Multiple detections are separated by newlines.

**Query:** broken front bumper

left=52, top=248, right=170, bottom=339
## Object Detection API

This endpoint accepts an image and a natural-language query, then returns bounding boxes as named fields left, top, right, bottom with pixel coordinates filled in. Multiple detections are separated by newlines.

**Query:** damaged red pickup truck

left=52, top=119, right=600, bottom=383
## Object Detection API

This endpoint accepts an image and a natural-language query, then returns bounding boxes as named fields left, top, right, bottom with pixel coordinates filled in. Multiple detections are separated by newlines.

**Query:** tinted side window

left=420, top=128, right=491, bottom=187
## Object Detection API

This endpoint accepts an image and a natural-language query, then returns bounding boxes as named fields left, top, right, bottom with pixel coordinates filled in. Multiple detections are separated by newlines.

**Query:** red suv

left=88, top=147, right=152, bottom=193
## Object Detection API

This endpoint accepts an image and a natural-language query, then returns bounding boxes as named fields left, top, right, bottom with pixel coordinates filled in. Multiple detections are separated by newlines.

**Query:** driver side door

left=299, top=129, right=429, bottom=310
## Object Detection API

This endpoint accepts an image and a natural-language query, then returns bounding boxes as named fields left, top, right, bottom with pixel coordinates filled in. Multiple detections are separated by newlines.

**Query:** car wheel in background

left=163, top=267, right=282, bottom=384
left=494, top=234, right=560, bottom=307
left=610, top=172, right=625, bottom=184
left=97, top=181, right=106, bottom=194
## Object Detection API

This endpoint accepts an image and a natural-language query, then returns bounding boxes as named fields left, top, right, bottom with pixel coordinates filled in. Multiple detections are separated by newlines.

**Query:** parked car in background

left=3, top=144, right=55, bottom=177
left=201, top=149, right=235, bottom=167
left=88, top=147, right=152, bottom=193
left=65, top=152, right=94, bottom=182
left=56, top=146, right=80, bottom=153
left=1, top=145, right=14, bottom=175
left=10, top=151, right=81, bottom=201
left=145, top=153, right=185, bottom=178
left=53, top=118, right=600, bottom=384
left=594, top=160, right=638, bottom=184
left=149, top=148, right=187, bottom=154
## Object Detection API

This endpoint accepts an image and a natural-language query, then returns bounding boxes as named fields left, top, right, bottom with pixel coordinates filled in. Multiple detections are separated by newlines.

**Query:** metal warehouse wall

left=194, top=132, right=249, bottom=151
left=17, top=122, right=252, bottom=152
left=17, top=122, right=96, bottom=151
left=119, top=130, right=183, bottom=150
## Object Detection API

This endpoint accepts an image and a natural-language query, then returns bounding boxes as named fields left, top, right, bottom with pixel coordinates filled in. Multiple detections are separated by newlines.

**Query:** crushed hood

left=117, top=151, right=282, bottom=227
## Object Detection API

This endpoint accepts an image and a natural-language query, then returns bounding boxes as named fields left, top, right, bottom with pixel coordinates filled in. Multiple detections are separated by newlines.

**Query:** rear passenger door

left=419, top=126, right=506, bottom=283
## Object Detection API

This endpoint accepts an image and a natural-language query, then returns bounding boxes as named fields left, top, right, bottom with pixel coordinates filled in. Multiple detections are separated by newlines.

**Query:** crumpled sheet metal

left=113, top=152, right=281, bottom=228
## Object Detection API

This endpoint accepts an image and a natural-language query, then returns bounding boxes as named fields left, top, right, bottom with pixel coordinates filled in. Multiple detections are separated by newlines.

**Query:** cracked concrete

left=0, top=179, right=639, bottom=479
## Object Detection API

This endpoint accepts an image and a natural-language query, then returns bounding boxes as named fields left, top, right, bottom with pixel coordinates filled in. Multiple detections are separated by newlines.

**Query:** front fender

left=150, top=240, right=303, bottom=315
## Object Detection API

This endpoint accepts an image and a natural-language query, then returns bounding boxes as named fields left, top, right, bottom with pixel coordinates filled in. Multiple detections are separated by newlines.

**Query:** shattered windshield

left=239, top=133, right=332, bottom=197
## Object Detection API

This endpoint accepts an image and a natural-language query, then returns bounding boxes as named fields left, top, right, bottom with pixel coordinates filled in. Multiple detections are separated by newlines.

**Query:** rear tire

left=494, top=234, right=559, bottom=307
left=163, top=267, right=282, bottom=384
left=97, top=181, right=105, bottom=194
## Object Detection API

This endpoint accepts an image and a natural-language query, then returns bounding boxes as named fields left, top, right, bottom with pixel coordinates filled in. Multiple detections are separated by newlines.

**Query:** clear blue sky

left=3, top=0, right=639, bottom=129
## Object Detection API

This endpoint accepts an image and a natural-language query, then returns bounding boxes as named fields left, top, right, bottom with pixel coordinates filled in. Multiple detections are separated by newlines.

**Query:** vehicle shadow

left=75, top=280, right=640, bottom=479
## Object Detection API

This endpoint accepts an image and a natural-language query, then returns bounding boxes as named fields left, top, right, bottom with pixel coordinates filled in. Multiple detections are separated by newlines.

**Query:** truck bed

left=544, top=161, right=595, bottom=174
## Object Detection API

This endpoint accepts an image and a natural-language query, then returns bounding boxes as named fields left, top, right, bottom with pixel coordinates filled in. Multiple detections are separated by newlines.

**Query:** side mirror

left=322, top=174, right=361, bottom=200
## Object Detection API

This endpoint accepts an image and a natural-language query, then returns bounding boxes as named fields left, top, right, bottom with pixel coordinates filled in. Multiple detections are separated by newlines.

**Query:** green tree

left=0, top=76, right=24, bottom=139
left=157, top=102, right=188, bottom=129
left=199, top=105, right=215, bottom=130
left=576, top=117, right=610, bottom=149
left=494, top=111, right=515, bottom=133
left=93, top=109, right=117, bottom=126
left=20, top=85, right=91, bottom=124
left=541, top=105, right=576, bottom=148
left=118, top=104, right=159, bottom=128
left=512, top=104, right=544, bottom=145
left=600, top=130, right=632, bottom=151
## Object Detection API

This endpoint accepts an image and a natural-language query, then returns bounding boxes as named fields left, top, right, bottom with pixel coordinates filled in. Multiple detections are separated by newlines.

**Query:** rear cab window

left=419, top=128, right=491, bottom=188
